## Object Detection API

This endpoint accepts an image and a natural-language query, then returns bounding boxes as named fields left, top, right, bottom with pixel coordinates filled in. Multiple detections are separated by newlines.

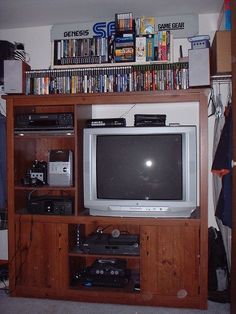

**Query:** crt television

left=83, top=126, right=197, bottom=218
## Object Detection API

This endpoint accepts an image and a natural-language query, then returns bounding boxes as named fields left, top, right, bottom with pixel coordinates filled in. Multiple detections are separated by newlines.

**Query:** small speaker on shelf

left=4, top=60, right=31, bottom=94
left=188, top=48, right=210, bottom=87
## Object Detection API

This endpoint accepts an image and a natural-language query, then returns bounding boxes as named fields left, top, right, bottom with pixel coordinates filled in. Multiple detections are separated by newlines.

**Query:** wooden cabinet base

left=4, top=90, right=208, bottom=310
left=12, top=286, right=207, bottom=309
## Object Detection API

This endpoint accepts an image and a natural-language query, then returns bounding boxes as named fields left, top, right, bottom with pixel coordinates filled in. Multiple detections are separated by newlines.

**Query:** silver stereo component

left=48, top=149, right=73, bottom=186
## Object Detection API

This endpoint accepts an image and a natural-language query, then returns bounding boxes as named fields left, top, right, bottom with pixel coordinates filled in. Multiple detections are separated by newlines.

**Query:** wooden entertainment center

left=4, top=89, right=208, bottom=309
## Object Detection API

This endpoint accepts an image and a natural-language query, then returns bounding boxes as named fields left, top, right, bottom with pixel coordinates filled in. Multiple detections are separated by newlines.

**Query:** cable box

left=134, top=114, right=166, bottom=127
left=86, top=118, right=126, bottom=128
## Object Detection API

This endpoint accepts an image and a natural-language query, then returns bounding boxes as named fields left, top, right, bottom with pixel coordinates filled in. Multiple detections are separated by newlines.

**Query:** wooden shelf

left=13, top=212, right=201, bottom=225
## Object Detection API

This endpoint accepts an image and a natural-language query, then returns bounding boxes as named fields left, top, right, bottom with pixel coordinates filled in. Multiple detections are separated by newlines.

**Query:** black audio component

left=27, top=196, right=73, bottom=215
left=86, top=118, right=126, bottom=128
left=14, top=113, right=74, bottom=131
left=81, top=233, right=140, bottom=255
left=134, top=114, right=166, bottom=127
left=72, top=258, right=131, bottom=288
left=87, top=259, right=129, bottom=277
left=22, top=160, right=47, bottom=186
left=82, top=275, right=129, bottom=288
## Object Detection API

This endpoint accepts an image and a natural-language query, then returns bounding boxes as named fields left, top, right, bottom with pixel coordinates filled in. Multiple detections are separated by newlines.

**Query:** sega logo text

left=93, top=21, right=115, bottom=38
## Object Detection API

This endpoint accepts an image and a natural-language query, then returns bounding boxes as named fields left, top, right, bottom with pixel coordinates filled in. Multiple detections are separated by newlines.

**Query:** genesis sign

left=51, top=21, right=116, bottom=41
left=51, top=14, right=198, bottom=41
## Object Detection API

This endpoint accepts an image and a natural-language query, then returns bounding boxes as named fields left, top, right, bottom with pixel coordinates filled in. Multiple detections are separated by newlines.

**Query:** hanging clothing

left=212, top=94, right=225, bottom=211
left=211, top=82, right=232, bottom=273
left=212, top=105, right=232, bottom=228
left=0, top=113, right=6, bottom=209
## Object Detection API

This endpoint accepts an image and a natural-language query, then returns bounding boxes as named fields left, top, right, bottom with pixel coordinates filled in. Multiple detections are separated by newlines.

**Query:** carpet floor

left=0, top=290, right=230, bottom=314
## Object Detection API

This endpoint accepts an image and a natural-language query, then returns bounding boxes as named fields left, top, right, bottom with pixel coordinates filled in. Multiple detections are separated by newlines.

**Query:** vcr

left=81, top=233, right=140, bottom=256
left=14, top=113, right=74, bottom=131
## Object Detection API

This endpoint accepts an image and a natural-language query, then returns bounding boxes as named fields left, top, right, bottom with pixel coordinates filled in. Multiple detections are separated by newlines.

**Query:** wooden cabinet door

left=14, top=221, right=68, bottom=297
left=140, top=223, right=200, bottom=300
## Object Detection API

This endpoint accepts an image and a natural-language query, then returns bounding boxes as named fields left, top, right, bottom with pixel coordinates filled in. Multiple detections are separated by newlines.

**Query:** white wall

left=0, top=26, right=51, bottom=69
left=0, top=13, right=226, bottom=228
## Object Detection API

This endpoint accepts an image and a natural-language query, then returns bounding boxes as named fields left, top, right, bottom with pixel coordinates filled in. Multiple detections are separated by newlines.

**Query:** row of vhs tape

left=25, top=62, right=189, bottom=95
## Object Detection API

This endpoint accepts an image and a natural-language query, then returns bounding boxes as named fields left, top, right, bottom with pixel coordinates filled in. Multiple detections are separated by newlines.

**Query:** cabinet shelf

left=14, top=130, right=75, bottom=137
left=68, top=251, right=140, bottom=259
left=13, top=213, right=201, bottom=226
left=14, top=185, right=76, bottom=191
left=69, top=281, right=139, bottom=294
left=52, top=60, right=173, bottom=70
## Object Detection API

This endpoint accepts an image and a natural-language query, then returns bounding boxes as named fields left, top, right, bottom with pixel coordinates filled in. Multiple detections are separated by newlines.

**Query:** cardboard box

left=211, top=30, right=231, bottom=75
left=135, top=37, right=146, bottom=62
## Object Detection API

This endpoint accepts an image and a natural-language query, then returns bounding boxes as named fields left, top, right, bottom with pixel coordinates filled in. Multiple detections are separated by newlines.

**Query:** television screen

left=83, top=126, right=197, bottom=218
left=96, top=134, right=182, bottom=200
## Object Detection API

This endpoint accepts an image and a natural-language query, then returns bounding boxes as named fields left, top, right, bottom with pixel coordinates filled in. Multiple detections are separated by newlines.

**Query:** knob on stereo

left=111, top=229, right=120, bottom=238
